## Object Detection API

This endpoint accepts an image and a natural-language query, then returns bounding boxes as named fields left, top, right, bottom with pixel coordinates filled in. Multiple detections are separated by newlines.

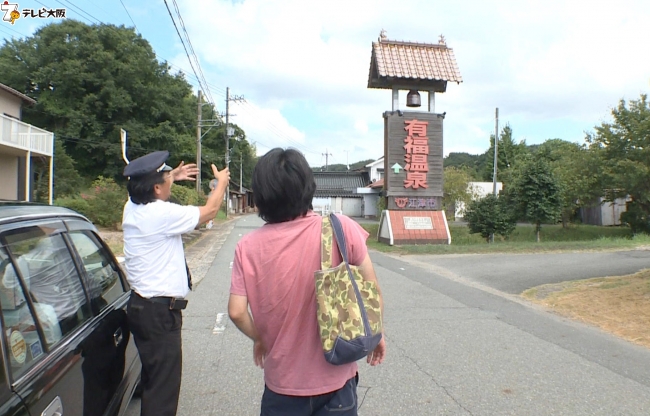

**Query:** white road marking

left=212, top=313, right=227, bottom=334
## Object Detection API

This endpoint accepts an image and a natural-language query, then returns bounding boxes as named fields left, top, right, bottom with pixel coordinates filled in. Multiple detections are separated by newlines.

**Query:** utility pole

left=322, top=149, right=332, bottom=171
left=490, top=107, right=499, bottom=243
left=224, top=87, right=245, bottom=218
left=492, top=107, right=499, bottom=196
left=225, top=87, right=230, bottom=217
left=240, top=151, right=243, bottom=193
left=196, top=90, right=202, bottom=194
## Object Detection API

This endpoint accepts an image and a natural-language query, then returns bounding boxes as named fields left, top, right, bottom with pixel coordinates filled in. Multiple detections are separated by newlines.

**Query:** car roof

left=0, top=202, right=88, bottom=225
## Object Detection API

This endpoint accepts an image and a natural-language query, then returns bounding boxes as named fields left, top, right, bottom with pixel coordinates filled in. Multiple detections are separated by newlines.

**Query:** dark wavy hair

left=126, top=172, right=167, bottom=205
left=252, top=148, right=315, bottom=223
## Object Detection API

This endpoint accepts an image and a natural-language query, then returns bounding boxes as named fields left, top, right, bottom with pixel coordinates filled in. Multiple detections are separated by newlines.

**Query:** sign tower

left=367, top=30, right=462, bottom=245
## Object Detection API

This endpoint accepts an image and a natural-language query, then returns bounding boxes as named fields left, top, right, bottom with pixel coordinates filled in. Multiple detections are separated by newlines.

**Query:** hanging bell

left=406, top=90, right=421, bottom=107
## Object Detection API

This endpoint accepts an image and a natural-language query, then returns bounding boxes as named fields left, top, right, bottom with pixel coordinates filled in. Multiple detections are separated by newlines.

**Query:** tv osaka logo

left=1, top=1, right=66, bottom=25
left=1, top=1, right=19, bottom=24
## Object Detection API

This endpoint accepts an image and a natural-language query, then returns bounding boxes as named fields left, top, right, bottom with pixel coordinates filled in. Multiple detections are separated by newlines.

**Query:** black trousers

left=128, top=292, right=183, bottom=416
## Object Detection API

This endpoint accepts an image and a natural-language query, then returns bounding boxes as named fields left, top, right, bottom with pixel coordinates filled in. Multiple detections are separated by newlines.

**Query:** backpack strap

left=321, top=216, right=334, bottom=270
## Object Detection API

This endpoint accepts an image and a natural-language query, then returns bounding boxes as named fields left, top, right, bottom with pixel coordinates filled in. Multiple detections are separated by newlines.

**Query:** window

left=0, top=246, right=45, bottom=379
left=68, top=231, right=126, bottom=311
left=3, top=225, right=92, bottom=347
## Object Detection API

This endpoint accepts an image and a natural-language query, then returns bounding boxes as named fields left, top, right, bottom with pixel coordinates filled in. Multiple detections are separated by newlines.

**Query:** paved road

left=401, top=249, right=650, bottom=294
left=127, top=215, right=650, bottom=415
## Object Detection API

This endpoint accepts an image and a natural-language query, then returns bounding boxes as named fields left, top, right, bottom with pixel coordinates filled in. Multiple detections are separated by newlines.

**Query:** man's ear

left=153, top=183, right=163, bottom=196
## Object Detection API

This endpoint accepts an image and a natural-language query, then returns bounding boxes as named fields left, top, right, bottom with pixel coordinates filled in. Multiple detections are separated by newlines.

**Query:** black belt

left=132, top=292, right=188, bottom=310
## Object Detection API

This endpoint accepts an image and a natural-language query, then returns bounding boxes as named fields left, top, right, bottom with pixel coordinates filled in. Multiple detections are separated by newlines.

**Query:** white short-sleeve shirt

left=122, top=199, right=200, bottom=298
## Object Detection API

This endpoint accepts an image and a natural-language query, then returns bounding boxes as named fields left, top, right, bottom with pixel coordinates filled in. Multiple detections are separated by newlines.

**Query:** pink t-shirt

left=230, top=211, right=369, bottom=396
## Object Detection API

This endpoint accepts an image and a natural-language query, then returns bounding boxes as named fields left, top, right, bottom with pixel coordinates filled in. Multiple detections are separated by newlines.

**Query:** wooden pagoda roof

left=368, top=31, right=463, bottom=92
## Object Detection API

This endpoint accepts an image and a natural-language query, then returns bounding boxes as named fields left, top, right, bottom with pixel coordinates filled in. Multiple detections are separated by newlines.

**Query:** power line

left=78, top=1, right=125, bottom=25
left=1, top=1, right=225, bottom=110
left=0, top=3, right=303, bottom=157
left=118, top=0, right=139, bottom=34
left=169, top=0, right=214, bottom=105
left=0, top=20, right=28, bottom=38
left=56, top=133, right=228, bottom=162
left=57, top=0, right=100, bottom=23
left=162, top=0, right=215, bottom=107
left=32, top=1, right=222, bottom=110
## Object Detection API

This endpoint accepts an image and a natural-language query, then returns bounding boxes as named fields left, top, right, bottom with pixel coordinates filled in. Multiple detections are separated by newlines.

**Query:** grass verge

left=522, top=270, right=650, bottom=348
left=360, top=223, right=650, bottom=255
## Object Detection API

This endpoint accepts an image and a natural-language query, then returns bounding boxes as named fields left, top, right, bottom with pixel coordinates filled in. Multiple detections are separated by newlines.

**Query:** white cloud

left=173, top=0, right=650, bottom=164
left=229, top=100, right=307, bottom=150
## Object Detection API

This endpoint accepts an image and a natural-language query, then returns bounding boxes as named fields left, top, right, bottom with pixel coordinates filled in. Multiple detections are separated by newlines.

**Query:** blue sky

left=2, top=0, right=649, bottom=167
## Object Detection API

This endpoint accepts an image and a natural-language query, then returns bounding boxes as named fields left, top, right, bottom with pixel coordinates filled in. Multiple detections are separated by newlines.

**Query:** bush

left=465, top=194, right=518, bottom=242
left=54, top=196, right=92, bottom=218
left=86, top=176, right=128, bottom=229
left=170, top=185, right=203, bottom=206
left=621, top=201, right=650, bottom=235
left=376, top=196, right=386, bottom=213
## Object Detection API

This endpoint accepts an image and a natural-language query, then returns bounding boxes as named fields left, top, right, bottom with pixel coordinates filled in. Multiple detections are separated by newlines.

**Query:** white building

left=454, top=182, right=503, bottom=219
left=365, top=157, right=384, bottom=183
left=0, top=83, right=54, bottom=203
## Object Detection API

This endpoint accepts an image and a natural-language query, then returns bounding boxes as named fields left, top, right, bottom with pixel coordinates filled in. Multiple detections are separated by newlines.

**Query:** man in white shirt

left=122, top=150, right=229, bottom=416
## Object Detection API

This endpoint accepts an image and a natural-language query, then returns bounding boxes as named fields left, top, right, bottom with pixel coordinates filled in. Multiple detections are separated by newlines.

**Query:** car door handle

left=41, top=396, right=63, bottom=416
left=113, top=327, right=123, bottom=348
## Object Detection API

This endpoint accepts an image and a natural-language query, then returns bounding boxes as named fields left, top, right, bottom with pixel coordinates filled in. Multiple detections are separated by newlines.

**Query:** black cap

left=123, top=151, right=173, bottom=178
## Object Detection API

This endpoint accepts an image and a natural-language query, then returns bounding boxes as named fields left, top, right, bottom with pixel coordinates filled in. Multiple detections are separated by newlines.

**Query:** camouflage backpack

left=314, top=214, right=383, bottom=365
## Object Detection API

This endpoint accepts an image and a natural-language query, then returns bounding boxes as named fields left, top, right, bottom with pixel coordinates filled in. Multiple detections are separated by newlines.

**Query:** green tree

left=443, top=166, right=477, bottom=219
left=482, top=124, right=528, bottom=183
left=351, top=159, right=376, bottom=171
left=464, top=194, right=517, bottom=243
left=509, top=156, right=562, bottom=242
left=536, top=139, right=604, bottom=228
left=32, top=139, right=84, bottom=202
left=443, top=152, right=482, bottom=179
left=587, top=94, right=650, bottom=233
left=0, top=20, right=197, bottom=182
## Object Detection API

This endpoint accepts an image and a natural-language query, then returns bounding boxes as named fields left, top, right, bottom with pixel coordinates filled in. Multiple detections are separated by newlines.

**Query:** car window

left=0, top=245, right=46, bottom=379
left=68, top=231, right=126, bottom=311
left=3, top=226, right=92, bottom=348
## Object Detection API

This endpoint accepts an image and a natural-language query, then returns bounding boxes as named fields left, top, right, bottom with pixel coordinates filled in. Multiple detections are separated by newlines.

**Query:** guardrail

left=0, top=114, right=53, bottom=156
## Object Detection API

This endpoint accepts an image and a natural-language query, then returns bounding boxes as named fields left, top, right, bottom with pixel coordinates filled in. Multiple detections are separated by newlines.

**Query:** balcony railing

left=0, top=113, right=53, bottom=157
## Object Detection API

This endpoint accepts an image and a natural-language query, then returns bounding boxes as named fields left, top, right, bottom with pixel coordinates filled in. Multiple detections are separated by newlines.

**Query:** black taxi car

left=0, top=203, right=141, bottom=416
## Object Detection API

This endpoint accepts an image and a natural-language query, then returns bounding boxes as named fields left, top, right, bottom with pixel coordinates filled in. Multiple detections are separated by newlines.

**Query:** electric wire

left=0, top=2, right=313, bottom=157
left=118, top=0, right=139, bottom=34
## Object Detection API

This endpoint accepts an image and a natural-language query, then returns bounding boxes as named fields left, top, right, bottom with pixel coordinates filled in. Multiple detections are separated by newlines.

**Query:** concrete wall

left=0, top=153, right=18, bottom=200
left=341, top=197, right=362, bottom=217
left=312, top=196, right=364, bottom=216
left=363, top=194, right=379, bottom=218
left=0, top=92, right=22, bottom=119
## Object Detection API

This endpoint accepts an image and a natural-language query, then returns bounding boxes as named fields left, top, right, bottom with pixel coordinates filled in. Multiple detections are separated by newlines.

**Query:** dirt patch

left=97, top=229, right=124, bottom=256
left=522, top=270, right=650, bottom=348
left=96, top=227, right=207, bottom=257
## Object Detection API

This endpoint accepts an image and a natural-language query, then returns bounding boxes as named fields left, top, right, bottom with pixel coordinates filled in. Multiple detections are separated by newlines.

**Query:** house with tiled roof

left=0, top=82, right=54, bottom=203
left=228, top=180, right=255, bottom=214
left=312, top=171, right=371, bottom=217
